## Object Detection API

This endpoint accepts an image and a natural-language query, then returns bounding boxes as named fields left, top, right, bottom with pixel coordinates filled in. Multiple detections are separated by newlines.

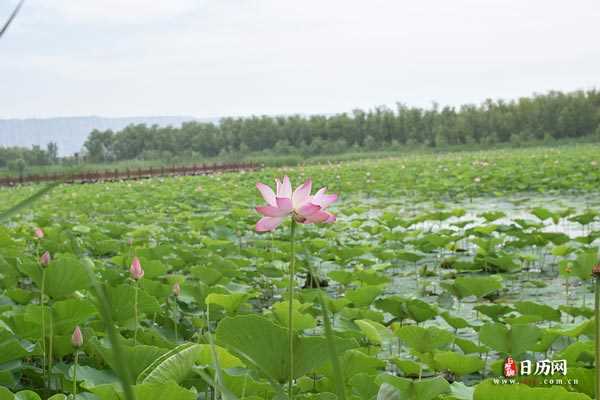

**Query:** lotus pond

left=0, top=145, right=600, bottom=400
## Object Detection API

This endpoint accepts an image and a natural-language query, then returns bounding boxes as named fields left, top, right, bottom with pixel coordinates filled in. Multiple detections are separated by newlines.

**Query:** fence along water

left=0, top=162, right=259, bottom=187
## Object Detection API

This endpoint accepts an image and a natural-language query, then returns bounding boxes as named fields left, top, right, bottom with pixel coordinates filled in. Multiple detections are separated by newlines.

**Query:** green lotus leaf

left=216, top=314, right=357, bottom=383
left=479, top=323, right=542, bottom=356
left=396, top=326, right=454, bottom=354
left=376, top=374, right=450, bottom=400
left=474, top=379, right=591, bottom=399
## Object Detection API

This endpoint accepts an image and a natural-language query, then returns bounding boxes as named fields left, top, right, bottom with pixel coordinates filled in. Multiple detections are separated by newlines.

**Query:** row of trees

left=0, top=143, right=58, bottom=173
left=83, top=90, right=600, bottom=162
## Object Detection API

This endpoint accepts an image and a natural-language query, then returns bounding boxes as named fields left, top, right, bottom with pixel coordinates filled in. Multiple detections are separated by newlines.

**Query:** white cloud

left=39, top=0, right=205, bottom=24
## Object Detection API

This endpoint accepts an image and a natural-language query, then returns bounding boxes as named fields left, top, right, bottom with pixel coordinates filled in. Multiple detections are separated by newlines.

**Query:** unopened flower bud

left=34, top=228, right=44, bottom=239
left=40, top=251, right=51, bottom=267
left=172, top=282, right=181, bottom=297
left=71, top=326, right=83, bottom=348
left=592, top=263, right=600, bottom=278
left=565, top=264, right=572, bottom=274
left=130, top=257, right=144, bottom=280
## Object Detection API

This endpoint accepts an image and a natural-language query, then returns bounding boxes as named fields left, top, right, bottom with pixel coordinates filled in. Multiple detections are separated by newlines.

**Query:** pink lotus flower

left=130, top=257, right=144, bottom=280
left=40, top=251, right=51, bottom=267
left=255, top=176, right=337, bottom=232
left=172, top=282, right=181, bottom=297
left=34, top=227, right=44, bottom=239
left=71, top=325, right=83, bottom=348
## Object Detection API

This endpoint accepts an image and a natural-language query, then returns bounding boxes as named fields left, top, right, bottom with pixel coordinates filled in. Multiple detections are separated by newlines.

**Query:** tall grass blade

left=0, top=0, right=24, bottom=39
left=307, top=265, right=346, bottom=400
left=220, top=343, right=286, bottom=399
left=195, top=368, right=239, bottom=400
left=0, top=182, right=59, bottom=222
left=206, top=314, right=226, bottom=399
left=137, top=342, right=201, bottom=384
left=81, top=257, right=135, bottom=400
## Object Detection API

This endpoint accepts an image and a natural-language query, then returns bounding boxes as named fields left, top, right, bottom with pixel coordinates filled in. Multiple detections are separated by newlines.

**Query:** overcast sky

left=1, top=0, right=599, bottom=119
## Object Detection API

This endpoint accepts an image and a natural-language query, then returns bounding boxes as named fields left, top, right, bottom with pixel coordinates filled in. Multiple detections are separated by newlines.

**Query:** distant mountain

left=0, top=116, right=217, bottom=156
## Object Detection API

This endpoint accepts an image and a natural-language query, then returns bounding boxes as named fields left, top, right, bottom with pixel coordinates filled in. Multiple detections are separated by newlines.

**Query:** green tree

left=84, top=129, right=115, bottom=162
left=8, top=158, right=27, bottom=178
left=46, top=142, right=58, bottom=164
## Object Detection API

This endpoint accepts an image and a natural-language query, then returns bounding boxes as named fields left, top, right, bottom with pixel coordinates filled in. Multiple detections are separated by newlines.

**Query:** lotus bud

left=172, top=282, right=181, bottom=297
left=34, top=227, right=44, bottom=239
left=593, top=263, right=600, bottom=278
left=130, top=257, right=144, bottom=280
left=71, top=325, right=83, bottom=348
left=565, top=263, right=572, bottom=274
left=40, top=251, right=51, bottom=267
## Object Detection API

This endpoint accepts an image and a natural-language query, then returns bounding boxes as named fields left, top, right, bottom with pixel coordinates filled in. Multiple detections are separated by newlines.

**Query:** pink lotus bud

left=593, top=262, right=600, bottom=278
left=40, top=251, right=51, bottom=267
left=130, top=257, right=144, bottom=280
left=71, top=325, right=83, bottom=347
left=34, top=228, right=44, bottom=239
left=127, top=237, right=133, bottom=246
left=172, top=282, right=181, bottom=297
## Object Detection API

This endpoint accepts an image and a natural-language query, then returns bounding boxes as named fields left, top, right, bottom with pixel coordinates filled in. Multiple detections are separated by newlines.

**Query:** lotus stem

left=72, top=350, right=79, bottom=397
left=565, top=276, right=570, bottom=306
left=288, top=218, right=297, bottom=400
left=174, top=319, right=178, bottom=343
left=595, top=273, right=600, bottom=400
left=133, top=281, right=139, bottom=345
left=40, top=268, right=47, bottom=385
left=171, top=296, right=179, bottom=343
left=206, top=309, right=224, bottom=400
left=48, top=319, right=54, bottom=387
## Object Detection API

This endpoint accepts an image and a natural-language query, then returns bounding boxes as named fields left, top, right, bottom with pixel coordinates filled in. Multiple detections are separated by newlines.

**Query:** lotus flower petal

left=256, top=182, right=277, bottom=207
left=292, top=179, right=312, bottom=208
left=256, top=216, right=285, bottom=232
left=324, top=211, right=336, bottom=223
left=256, top=205, right=290, bottom=217
left=306, top=210, right=335, bottom=223
left=277, top=176, right=292, bottom=198
left=276, top=197, right=293, bottom=213
left=296, top=202, right=321, bottom=218
left=312, top=188, right=337, bottom=208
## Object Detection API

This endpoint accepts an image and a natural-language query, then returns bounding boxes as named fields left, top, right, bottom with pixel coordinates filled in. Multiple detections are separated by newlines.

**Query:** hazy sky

left=1, top=0, right=599, bottom=119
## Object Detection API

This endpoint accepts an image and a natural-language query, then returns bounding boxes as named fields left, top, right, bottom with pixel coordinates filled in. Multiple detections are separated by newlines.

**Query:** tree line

left=0, top=143, right=58, bottom=174
left=82, top=90, right=600, bottom=163
left=3, top=89, right=600, bottom=171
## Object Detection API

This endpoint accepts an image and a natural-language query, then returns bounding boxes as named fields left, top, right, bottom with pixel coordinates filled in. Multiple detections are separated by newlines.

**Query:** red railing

left=0, top=162, right=259, bottom=187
